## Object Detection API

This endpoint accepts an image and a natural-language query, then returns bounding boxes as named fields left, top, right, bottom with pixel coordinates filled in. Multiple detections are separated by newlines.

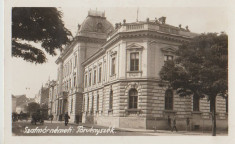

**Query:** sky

left=10, top=7, right=228, bottom=98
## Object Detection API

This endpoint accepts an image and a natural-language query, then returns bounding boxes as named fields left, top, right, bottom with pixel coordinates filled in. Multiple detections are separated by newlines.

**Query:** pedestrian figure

left=167, top=116, right=172, bottom=130
left=64, top=112, right=70, bottom=126
left=186, top=117, right=190, bottom=131
left=171, top=117, right=178, bottom=132
left=49, top=114, right=54, bottom=123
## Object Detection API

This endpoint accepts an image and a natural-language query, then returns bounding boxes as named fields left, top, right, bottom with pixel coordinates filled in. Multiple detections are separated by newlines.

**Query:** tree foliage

left=26, top=102, right=41, bottom=114
left=12, top=7, right=72, bottom=64
left=160, top=33, right=228, bottom=100
left=159, top=33, right=228, bottom=136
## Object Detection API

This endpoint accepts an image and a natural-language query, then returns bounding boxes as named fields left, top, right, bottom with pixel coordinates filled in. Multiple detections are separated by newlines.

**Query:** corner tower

left=55, top=10, right=114, bottom=122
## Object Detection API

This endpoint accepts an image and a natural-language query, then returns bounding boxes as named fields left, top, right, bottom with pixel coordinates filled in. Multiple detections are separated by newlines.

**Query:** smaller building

left=35, top=83, right=50, bottom=106
left=12, top=94, right=35, bottom=113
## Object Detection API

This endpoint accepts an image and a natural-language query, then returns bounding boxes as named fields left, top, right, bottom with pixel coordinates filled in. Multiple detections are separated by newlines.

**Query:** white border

left=3, top=0, right=235, bottom=144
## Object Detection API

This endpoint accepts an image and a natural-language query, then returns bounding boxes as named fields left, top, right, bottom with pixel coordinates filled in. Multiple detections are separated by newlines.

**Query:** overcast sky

left=11, top=7, right=228, bottom=98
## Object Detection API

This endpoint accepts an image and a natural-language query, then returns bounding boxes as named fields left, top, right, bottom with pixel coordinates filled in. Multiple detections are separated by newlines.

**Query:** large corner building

left=53, top=10, right=228, bottom=130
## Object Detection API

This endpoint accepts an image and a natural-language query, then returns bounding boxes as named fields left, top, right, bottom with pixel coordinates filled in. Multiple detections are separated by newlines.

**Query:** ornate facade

left=55, top=10, right=114, bottom=122
left=56, top=10, right=228, bottom=130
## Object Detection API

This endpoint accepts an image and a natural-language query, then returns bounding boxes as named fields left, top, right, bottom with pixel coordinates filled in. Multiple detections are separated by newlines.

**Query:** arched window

left=87, top=96, right=89, bottom=112
left=97, top=94, right=99, bottom=111
left=129, top=89, right=138, bottom=109
left=193, top=95, right=200, bottom=111
left=109, top=90, right=113, bottom=109
left=91, top=95, right=94, bottom=113
left=165, top=89, right=173, bottom=110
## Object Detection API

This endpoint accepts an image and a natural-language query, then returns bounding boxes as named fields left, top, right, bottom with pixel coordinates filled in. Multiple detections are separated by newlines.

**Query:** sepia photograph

left=3, top=0, right=235, bottom=144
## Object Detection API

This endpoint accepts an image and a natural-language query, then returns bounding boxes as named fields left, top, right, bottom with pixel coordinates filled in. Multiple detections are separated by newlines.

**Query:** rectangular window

left=89, top=72, right=91, bottom=86
left=74, top=76, right=76, bottom=87
left=193, top=95, right=200, bottom=111
left=83, top=97, right=85, bottom=112
left=109, top=90, right=113, bottom=109
left=75, top=55, right=77, bottom=68
left=87, top=96, right=89, bottom=112
left=226, top=97, right=228, bottom=113
left=85, top=75, right=87, bottom=88
left=164, top=55, right=173, bottom=61
left=111, top=57, right=116, bottom=75
left=93, top=70, right=96, bottom=85
left=71, top=98, right=73, bottom=113
left=91, top=96, right=94, bottom=113
left=130, top=52, right=139, bottom=71
left=98, top=66, right=102, bottom=83
left=69, top=62, right=71, bottom=74
left=97, top=94, right=99, bottom=111
left=165, top=90, right=173, bottom=110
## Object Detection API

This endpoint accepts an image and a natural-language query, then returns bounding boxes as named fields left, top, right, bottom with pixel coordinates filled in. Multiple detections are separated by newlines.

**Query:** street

left=12, top=120, right=228, bottom=136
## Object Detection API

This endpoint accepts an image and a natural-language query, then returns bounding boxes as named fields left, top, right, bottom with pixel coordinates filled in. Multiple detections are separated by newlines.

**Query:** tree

left=41, top=103, right=48, bottom=109
left=159, top=33, right=228, bottom=136
left=26, top=102, right=41, bottom=115
left=12, top=7, right=72, bottom=64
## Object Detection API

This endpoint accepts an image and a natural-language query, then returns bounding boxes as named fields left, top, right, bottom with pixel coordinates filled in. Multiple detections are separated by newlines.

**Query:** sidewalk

left=45, top=120, right=228, bottom=136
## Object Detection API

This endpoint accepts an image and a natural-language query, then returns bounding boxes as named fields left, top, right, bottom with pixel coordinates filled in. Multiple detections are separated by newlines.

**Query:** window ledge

left=110, top=74, right=116, bottom=77
left=108, top=109, right=113, bottom=112
left=125, top=109, right=141, bottom=112
left=191, top=111, right=202, bottom=114
left=127, top=71, right=142, bottom=73
left=163, top=110, right=177, bottom=113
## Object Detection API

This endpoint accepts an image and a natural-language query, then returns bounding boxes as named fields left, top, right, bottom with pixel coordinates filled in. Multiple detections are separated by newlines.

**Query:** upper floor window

left=89, top=72, right=92, bottom=86
left=129, top=89, right=138, bottom=109
left=69, top=79, right=71, bottom=90
left=70, top=61, right=72, bottom=74
left=130, top=52, right=139, bottom=71
left=74, top=55, right=77, bottom=68
left=164, top=55, right=173, bottom=61
left=165, top=89, right=173, bottom=110
left=74, top=76, right=76, bottom=87
left=85, top=74, right=87, bottom=88
left=193, top=95, right=200, bottom=111
left=93, top=70, right=96, bottom=85
left=111, top=57, right=116, bottom=75
left=98, top=66, right=102, bottom=83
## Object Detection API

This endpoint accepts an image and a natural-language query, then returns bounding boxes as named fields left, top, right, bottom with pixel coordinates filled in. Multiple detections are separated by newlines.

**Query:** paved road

left=12, top=120, right=228, bottom=136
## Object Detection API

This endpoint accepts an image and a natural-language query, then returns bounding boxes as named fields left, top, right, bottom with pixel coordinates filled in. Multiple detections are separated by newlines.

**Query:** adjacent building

left=48, top=80, right=58, bottom=117
left=55, top=10, right=228, bottom=130
left=35, top=82, right=50, bottom=106
left=12, top=94, right=35, bottom=113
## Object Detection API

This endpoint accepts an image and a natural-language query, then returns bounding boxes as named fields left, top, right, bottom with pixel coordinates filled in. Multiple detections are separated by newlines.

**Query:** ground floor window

left=165, top=89, right=173, bottom=110
left=129, top=89, right=138, bottom=109
left=109, top=90, right=113, bottom=109
left=193, top=95, right=200, bottom=111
